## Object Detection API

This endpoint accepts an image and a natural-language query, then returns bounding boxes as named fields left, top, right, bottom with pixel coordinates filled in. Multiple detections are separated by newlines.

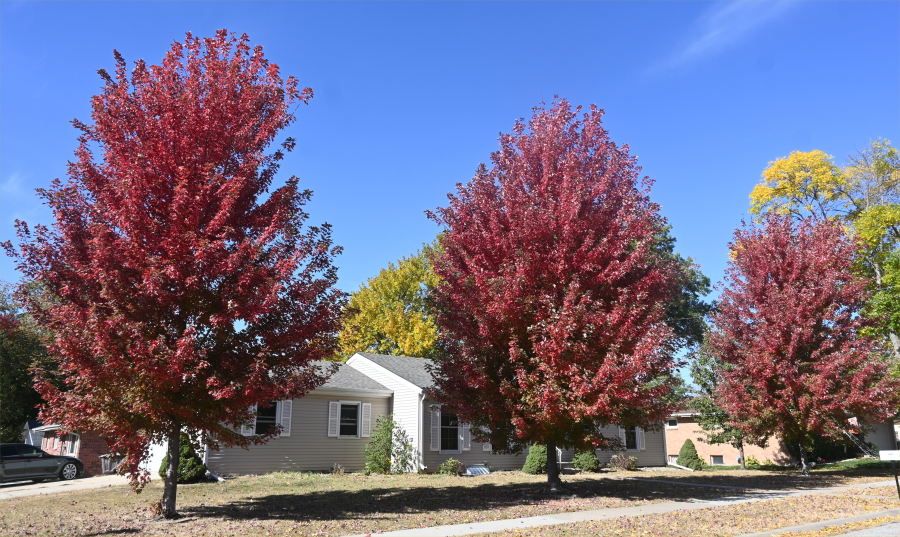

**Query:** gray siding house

left=207, top=352, right=667, bottom=475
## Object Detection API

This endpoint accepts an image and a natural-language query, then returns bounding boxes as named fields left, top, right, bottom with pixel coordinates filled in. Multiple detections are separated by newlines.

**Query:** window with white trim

left=327, top=401, right=371, bottom=439
left=711, top=455, right=724, bottom=465
left=340, top=404, right=359, bottom=437
left=441, top=413, right=459, bottom=451
left=255, top=403, right=279, bottom=435
left=668, top=455, right=678, bottom=463
left=667, top=418, right=678, bottom=429
left=618, top=426, right=645, bottom=452
left=429, top=405, right=470, bottom=453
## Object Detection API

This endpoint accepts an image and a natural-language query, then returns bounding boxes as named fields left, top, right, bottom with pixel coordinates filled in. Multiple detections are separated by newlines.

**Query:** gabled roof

left=354, top=353, right=435, bottom=389
left=312, top=361, right=391, bottom=392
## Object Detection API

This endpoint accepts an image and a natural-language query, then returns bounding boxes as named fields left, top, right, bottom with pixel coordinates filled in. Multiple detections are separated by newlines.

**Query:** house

left=665, top=408, right=899, bottom=466
left=207, top=353, right=668, bottom=474
left=32, top=424, right=110, bottom=476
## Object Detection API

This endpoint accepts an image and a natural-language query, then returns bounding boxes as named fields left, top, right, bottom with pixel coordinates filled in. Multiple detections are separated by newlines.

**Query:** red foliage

left=709, top=215, right=899, bottom=446
left=3, top=31, right=345, bottom=490
left=427, top=99, right=681, bottom=453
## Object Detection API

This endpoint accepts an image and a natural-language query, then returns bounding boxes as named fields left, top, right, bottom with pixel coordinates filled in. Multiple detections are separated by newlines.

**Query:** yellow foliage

left=749, top=150, right=848, bottom=219
left=338, top=244, right=440, bottom=360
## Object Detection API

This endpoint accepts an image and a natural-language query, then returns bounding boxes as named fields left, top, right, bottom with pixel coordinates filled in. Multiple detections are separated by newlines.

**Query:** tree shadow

left=183, top=476, right=748, bottom=523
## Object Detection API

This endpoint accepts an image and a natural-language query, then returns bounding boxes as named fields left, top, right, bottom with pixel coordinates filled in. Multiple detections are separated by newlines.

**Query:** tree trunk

left=738, top=442, right=746, bottom=471
left=161, top=421, right=181, bottom=518
left=545, top=440, right=563, bottom=493
left=797, top=441, right=810, bottom=476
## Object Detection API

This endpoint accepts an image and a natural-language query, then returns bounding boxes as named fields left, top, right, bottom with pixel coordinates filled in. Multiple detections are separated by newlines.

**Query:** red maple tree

left=427, top=99, right=682, bottom=490
left=709, top=215, right=899, bottom=474
left=3, top=31, right=345, bottom=516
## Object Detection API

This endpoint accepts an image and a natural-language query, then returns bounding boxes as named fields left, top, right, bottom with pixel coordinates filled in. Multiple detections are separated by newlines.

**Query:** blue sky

left=2, top=1, right=898, bottom=301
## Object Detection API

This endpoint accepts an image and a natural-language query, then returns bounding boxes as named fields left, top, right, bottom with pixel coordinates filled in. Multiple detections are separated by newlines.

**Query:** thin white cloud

left=646, top=2, right=795, bottom=75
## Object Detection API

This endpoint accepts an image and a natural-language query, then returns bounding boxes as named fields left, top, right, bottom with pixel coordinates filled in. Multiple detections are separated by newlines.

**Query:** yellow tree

left=748, top=140, right=900, bottom=361
left=338, top=243, right=441, bottom=359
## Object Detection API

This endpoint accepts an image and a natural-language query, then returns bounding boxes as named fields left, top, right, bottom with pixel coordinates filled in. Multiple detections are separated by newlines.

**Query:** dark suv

left=0, top=444, right=84, bottom=483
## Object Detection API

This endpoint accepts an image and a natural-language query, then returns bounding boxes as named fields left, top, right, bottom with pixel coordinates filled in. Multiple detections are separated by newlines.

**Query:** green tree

left=654, top=226, right=713, bottom=350
left=339, top=242, right=441, bottom=359
left=363, top=414, right=418, bottom=475
left=748, top=140, right=900, bottom=362
left=158, top=434, right=207, bottom=484
left=689, top=343, right=768, bottom=470
left=675, top=439, right=704, bottom=471
left=0, top=281, right=55, bottom=443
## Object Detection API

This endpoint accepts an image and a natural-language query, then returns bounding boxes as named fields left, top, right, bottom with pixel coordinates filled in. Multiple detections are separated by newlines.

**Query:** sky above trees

left=2, top=1, right=898, bottom=299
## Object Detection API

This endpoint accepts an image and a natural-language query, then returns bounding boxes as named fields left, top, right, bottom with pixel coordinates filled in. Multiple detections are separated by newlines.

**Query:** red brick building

left=665, top=411, right=795, bottom=467
left=33, top=424, right=111, bottom=477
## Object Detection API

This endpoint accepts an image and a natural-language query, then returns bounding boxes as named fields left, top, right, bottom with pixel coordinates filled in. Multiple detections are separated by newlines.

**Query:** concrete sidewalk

left=0, top=474, right=131, bottom=499
left=349, top=479, right=897, bottom=537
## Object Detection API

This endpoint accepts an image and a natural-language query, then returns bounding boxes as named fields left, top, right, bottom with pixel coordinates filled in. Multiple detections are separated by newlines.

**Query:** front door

left=20, top=445, right=59, bottom=478
left=1, top=445, right=26, bottom=479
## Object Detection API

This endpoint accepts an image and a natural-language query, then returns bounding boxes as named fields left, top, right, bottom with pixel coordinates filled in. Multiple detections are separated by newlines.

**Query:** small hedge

left=439, top=458, right=465, bottom=475
left=572, top=448, right=602, bottom=472
left=158, top=434, right=207, bottom=484
left=676, top=438, right=704, bottom=471
left=523, top=444, right=548, bottom=474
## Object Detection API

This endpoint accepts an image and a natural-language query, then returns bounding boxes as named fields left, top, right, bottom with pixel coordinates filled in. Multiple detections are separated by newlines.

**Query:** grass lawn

left=1, top=462, right=896, bottom=537
left=470, top=494, right=899, bottom=537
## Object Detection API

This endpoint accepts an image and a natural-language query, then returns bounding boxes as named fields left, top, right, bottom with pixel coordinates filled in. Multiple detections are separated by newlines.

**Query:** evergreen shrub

left=158, top=434, right=207, bottom=484
left=523, top=444, right=548, bottom=474
left=675, top=439, right=704, bottom=470
left=572, top=448, right=602, bottom=472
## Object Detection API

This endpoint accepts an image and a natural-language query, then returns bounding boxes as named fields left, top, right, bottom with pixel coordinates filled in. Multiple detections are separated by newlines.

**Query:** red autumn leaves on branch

left=4, top=30, right=345, bottom=515
left=708, top=215, right=899, bottom=474
left=427, top=99, right=683, bottom=488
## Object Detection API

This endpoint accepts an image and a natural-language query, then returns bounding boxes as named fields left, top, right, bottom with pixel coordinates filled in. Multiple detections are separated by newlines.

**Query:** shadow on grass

left=182, top=477, right=745, bottom=523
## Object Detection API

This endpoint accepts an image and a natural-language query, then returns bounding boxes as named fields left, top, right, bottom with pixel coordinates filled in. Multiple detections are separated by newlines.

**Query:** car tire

left=60, top=462, right=78, bottom=481
left=31, top=478, right=45, bottom=483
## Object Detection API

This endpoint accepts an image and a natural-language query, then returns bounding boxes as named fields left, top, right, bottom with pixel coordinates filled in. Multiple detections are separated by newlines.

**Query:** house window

left=68, top=434, right=80, bottom=456
left=624, top=427, right=638, bottom=450
left=441, top=413, right=459, bottom=451
left=711, top=455, right=724, bottom=465
left=669, top=455, right=678, bottom=463
left=340, top=404, right=359, bottom=437
left=667, top=419, right=678, bottom=429
left=255, top=403, right=279, bottom=435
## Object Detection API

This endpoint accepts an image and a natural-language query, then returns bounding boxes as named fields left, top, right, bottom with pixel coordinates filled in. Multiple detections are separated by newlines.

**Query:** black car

left=0, top=443, right=83, bottom=483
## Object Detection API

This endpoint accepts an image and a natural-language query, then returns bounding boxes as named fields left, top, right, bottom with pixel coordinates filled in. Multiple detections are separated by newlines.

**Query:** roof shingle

left=355, top=353, right=435, bottom=388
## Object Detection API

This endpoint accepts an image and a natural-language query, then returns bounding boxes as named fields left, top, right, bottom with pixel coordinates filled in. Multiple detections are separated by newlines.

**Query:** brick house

left=33, top=424, right=110, bottom=477
left=665, top=409, right=899, bottom=467
left=664, top=410, right=795, bottom=466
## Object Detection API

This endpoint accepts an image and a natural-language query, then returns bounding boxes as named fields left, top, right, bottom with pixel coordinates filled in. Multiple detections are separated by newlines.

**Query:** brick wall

left=665, top=417, right=795, bottom=466
left=41, top=430, right=110, bottom=477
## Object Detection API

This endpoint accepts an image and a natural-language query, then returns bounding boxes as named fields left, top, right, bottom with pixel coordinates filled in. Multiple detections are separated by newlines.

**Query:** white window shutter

left=430, top=406, right=441, bottom=451
left=361, top=403, right=372, bottom=437
left=242, top=404, right=257, bottom=436
left=328, top=401, right=340, bottom=437
left=279, top=400, right=292, bottom=437
left=461, top=423, right=471, bottom=451
left=637, top=427, right=645, bottom=451
left=618, top=426, right=626, bottom=448
left=482, top=442, right=492, bottom=452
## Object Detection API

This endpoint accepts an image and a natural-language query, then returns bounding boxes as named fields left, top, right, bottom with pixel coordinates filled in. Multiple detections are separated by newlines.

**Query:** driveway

left=0, top=474, right=131, bottom=500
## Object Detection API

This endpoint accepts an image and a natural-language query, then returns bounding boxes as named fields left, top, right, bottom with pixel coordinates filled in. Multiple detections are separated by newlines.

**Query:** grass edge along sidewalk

left=349, top=479, right=897, bottom=537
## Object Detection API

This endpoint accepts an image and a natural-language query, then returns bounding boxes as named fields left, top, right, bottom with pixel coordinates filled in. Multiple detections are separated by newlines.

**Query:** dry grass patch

left=633, top=467, right=892, bottom=491
left=828, top=485, right=899, bottom=498
left=472, top=494, right=899, bottom=537
left=0, top=470, right=746, bottom=537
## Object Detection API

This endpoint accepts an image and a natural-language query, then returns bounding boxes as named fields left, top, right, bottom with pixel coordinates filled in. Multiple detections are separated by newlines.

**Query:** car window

left=0, top=445, right=18, bottom=458
left=18, top=445, right=43, bottom=456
